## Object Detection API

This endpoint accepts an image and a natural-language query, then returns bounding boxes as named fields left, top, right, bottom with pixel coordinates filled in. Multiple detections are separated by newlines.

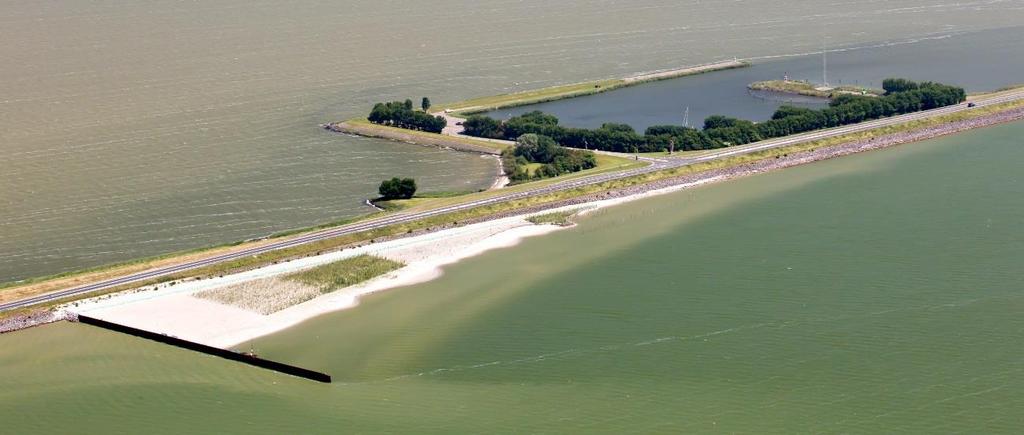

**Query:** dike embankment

left=326, top=121, right=503, bottom=155
left=2, top=100, right=1019, bottom=339
left=440, top=59, right=749, bottom=115
left=325, top=102, right=1024, bottom=245
left=506, top=104, right=1024, bottom=209
left=0, top=310, right=68, bottom=334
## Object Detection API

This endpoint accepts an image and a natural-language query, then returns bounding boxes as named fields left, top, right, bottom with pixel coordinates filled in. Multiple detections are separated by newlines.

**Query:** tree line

left=367, top=99, right=446, bottom=133
left=462, top=78, right=966, bottom=152
left=502, top=133, right=597, bottom=183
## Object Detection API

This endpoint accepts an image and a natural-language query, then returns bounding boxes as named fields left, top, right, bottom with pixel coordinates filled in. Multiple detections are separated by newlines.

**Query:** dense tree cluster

left=502, top=134, right=597, bottom=183
left=461, top=78, right=966, bottom=153
left=730, top=79, right=966, bottom=143
left=378, top=177, right=417, bottom=200
left=882, top=78, right=920, bottom=94
left=368, top=99, right=446, bottom=133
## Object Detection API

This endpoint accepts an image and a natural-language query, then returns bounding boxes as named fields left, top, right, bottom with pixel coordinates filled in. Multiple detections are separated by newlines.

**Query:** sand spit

left=61, top=173, right=726, bottom=348
left=63, top=215, right=570, bottom=348
left=23, top=104, right=1024, bottom=347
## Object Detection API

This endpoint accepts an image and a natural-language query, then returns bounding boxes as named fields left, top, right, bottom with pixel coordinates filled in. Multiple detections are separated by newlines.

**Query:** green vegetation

left=196, top=255, right=405, bottom=314
left=526, top=210, right=578, bottom=226
left=503, top=133, right=597, bottom=183
left=748, top=80, right=883, bottom=98
left=462, top=78, right=967, bottom=153
left=285, top=255, right=404, bottom=292
left=421, top=97, right=431, bottom=112
left=6, top=87, right=1020, bottom=320
left=378, top=177, right=417, bottom=200
left=368, top=100, right=446, bottom=133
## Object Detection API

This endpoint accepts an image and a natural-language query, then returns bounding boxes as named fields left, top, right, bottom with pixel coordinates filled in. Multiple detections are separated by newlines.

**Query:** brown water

left=3, top=0, right=1022, bottom=282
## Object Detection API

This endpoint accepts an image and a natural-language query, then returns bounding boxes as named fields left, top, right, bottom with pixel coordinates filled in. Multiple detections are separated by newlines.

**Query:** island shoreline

left=10, top=103, right=1020, bottom=346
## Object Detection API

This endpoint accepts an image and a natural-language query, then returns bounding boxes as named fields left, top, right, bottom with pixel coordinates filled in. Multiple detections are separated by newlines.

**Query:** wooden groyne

left=76, top=314, right=332, bottom=383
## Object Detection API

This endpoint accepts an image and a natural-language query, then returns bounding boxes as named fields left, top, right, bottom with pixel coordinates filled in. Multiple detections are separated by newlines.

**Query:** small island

left=749, top=79, right=884, bottom=99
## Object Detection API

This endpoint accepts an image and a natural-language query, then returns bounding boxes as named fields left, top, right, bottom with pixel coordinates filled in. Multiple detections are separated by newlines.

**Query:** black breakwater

left=76, top=315, right=331, bottom=383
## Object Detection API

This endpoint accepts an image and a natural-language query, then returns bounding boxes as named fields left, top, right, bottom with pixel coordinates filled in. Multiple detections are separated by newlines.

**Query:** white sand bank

left=65, top=216, right=562, bottom=348
left=63, top=176, right=719, bottom=349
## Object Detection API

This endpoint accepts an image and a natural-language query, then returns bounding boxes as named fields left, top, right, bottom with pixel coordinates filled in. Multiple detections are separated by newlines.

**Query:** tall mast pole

left=822, top=38, right=828, bottom=87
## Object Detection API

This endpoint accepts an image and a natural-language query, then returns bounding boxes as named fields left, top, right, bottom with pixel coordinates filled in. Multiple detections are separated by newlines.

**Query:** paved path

left=438, top=112, right=515, bottom=146
left=4, top=90, right=1023, bottom=312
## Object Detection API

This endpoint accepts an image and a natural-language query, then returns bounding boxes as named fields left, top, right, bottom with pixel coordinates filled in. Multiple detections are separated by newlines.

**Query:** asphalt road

left=3, top=90, right=1023, bottom=312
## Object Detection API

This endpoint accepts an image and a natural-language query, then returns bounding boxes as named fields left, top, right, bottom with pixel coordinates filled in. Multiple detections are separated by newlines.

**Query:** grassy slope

left=374, top=153, right=644, bottom=212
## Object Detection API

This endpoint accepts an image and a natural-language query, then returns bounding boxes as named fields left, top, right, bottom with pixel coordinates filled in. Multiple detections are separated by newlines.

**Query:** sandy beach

left=61, top=176, right=721, bottom=349
left=64, top=219, right=555, bottom=348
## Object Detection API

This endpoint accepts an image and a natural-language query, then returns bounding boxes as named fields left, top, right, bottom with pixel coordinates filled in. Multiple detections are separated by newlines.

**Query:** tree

left=378, top=177, right=417, bottom=200
left=421, top=97, right=431, bottom=112
left=463, top=115, right=504, bottom=139
left=703, top=115, right=740, bottom=130
left=771, top=105, right=815, bottom=120
left=882, top=78, right=918, bottom=95
left=367, top=100, right=446, bottom=133
left=514, top=133, right=562, bottom=163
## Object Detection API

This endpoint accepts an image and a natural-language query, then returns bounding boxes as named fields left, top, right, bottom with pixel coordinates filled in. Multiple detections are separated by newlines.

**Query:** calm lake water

left=3, top=0, right=1023, bottom=282
left=3, top=121, right=1023, bottom=433
left=484, top=26, right=1024, bottom=131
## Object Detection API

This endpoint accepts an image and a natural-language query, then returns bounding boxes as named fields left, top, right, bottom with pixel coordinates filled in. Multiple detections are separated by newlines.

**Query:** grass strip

left=195, top=255, right=404, bottom=314
left=285, top=255, right=404, bottom=292
left=526, top=211, right=578, bottom=226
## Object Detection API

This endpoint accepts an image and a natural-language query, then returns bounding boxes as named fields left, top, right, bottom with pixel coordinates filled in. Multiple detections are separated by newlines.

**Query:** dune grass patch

left=284, top=255, right=404, bottom=293
left=527, top=211, right=578, bottom=226
left=196, top=255, right=404, bottom=314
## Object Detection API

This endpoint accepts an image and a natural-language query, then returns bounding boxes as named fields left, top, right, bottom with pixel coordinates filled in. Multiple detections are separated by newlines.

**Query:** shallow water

left=3, top=121, right=1023, bottom=433
left=484, top=26, right=1024, bottom=130
left=3, top=0, right=1024, bottom=282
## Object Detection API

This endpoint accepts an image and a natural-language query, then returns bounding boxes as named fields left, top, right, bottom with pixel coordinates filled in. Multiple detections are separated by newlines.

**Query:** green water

left=3, top=122, right=1024, bottom=433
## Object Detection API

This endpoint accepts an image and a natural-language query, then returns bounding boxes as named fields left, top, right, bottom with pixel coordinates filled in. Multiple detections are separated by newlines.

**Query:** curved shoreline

left=325, top=59, right=750, bottom=156
left=44, top=104, right=1024, bottom=347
